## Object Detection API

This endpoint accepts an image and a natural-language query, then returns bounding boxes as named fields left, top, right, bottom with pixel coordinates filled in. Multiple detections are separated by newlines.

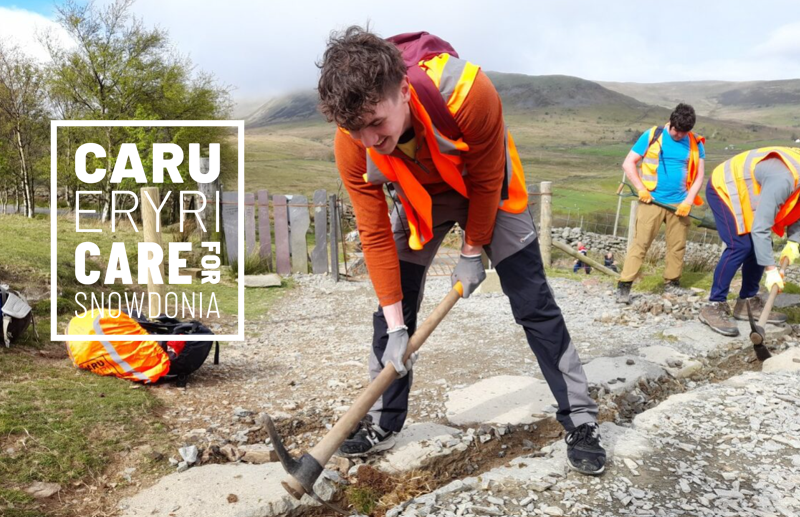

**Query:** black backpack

left=133, top=314, right=220, bottom=387
left=0, top=285, right=37, bottom=347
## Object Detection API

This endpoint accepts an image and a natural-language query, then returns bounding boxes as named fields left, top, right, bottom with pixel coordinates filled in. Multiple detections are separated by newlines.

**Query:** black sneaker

left=566, top=423, right=606, bottom=475
left=338, top=417, right=396, bottom=457
left=616, top=281, right=632, bottom=304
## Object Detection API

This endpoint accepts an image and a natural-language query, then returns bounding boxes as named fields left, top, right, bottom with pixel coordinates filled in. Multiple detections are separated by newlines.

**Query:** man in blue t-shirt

left=616, top=104, right=705, bottom=304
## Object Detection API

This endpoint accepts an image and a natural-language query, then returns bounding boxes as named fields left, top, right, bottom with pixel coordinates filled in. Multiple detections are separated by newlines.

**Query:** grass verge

left=0, top=351, right=174, bottom=516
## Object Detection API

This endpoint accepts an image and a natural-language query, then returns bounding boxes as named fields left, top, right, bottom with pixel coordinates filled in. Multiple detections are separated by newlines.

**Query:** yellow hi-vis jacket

left=66, top=309, right=170, bottom=383
left=360, top=53, right=528, bottom=251
left=711, top=146, right=800, bottom=236
left=639, top=125, right=705, bottom=206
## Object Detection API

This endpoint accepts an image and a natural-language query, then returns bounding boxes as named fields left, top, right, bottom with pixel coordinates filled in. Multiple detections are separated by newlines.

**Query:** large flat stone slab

left=763, top=347, right=800, bottom=373
left=378, top=423, right=464, bottom=475
left=445, top=375, right=556, bottom=426
left=244, top=274, right=282, bottom=288
left=661, top=320, right=739, bottom=355
left=774, top=293, right=800, bottom=308
left=119, top=463, right=339, bottom=517
left=663, top=320, right=790, bottom=356
left=638, top=345, right=702, bottom=378
left=582, top=356, right=665, bottom=392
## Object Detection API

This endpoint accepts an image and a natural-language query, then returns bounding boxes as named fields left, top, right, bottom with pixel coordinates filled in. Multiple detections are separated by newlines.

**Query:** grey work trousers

left=368, top=191, right=598, bottom=433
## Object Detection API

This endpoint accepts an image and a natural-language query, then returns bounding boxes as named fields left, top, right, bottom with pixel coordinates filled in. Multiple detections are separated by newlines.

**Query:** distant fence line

left=210, top=182, right=721, bottom=277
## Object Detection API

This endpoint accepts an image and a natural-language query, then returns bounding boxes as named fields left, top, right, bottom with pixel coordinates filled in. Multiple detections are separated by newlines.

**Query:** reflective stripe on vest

left=362, top=54, right=528, bottom=250
left=638, top=125, right=705, bottom=206
left=712, top=147, right=800, bottom=236
left=92, top=315, right=151, bottom=383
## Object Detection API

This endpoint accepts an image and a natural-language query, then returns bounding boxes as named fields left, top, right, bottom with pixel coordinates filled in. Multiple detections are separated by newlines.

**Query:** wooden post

left=221, top=192, right=239, bottom=265
left=627, top=200, right=638, bottom=253
left=540, top=181, right=552, bottom=267
left=257, top=190, right=272, bottom=271
left=244, top=192, right=257, bottom=258
left=273, top=195, right=290, bottom=275
left=329, top=194, right=339, bottom=282
left=141, top=187, right=166, bottom=318
left=311, top=190, right=328, bottom=274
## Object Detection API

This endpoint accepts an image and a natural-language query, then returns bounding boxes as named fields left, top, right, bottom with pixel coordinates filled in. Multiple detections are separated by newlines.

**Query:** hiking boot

left=732, top=296, right=788, bottom=325
left=699, top=301, right=739, bottom=337
left=566, top=422, right=606, bottom=475
left=663, top=279, right=689, bottom=296
left=616, top=281, right=632, bottom=304
left=338, top=416, right=396, bottom=457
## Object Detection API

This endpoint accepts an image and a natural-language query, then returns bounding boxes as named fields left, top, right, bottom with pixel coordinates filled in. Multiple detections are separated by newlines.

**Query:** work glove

left=764, top=268, right=785, bottom=293
left=675, top=202, right=692, bottom=217
left=780, top=241, right=800, bottom=265
left=451, top=253, right=486, bottom=299
left=637, top=189, right=653, bottom=204
left=384, top=325, right=417, bottom=378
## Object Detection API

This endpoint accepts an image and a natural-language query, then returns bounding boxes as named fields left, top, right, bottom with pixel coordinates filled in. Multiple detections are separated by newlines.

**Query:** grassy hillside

left=245, top=72, right=643, bottom=129
left=243, top=73, right=797, bottom=216
left=600, top=79, right=800, bottom=130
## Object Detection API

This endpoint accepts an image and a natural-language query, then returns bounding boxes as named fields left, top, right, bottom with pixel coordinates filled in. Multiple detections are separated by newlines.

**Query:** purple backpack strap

left=387, top=32, right=462, bottom=141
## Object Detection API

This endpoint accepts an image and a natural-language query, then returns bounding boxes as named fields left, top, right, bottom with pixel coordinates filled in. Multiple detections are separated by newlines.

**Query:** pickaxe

left=616, top=182, right=717, bottom=230
left=747, top=257, right=789, bottom=361
left=265, top=282, right=464, bottom=515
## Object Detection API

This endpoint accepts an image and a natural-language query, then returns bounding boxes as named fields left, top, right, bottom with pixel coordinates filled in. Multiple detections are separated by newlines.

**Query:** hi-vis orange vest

left=639, top=125, right=705, bottom=206
left=358, top=53, right=528, bottom=251
left=711, top=147, right=800, bottom=236
left=66, top=309, right=170, bottom=383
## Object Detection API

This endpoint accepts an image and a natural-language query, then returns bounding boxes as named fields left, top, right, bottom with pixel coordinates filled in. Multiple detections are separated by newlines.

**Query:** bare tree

left=0, top=42, right=48, bottom=218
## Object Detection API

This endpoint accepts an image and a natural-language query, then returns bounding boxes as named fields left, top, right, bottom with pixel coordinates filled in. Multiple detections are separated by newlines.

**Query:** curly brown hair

left=669, top=103, right=696, bottom=132
left=317, top=26, right=407, bottom=131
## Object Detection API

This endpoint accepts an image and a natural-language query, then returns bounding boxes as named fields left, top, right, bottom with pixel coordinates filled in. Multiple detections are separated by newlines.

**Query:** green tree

left=46, top=0, right=234, bottom=222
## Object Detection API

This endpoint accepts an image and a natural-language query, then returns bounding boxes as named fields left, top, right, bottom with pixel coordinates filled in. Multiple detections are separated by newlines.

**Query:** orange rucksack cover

left=66, top=309, right=170, bottom=383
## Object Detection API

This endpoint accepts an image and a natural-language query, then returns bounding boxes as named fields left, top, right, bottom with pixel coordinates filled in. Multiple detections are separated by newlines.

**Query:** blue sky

left=0, top=0, right=53, bottom=15
left=2, top=0, right=800, bottom=107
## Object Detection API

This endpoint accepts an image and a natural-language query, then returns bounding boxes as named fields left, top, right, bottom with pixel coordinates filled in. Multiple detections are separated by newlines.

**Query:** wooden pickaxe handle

left=758, top=257, right=790, bottom=329
left=281, top=282, right=463, bottom=497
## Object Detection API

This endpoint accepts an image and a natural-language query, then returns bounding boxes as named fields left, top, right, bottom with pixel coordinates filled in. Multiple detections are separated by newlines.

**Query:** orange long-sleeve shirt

left=335, top=70, right=507, bottom=306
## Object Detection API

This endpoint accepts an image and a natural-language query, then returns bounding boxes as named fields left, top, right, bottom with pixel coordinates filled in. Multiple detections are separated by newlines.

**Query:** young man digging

left=317, top=27, right=605, bottom=475
left=615, top=104, right=705, bottom=303
left=699, top=147, right=800, bottom=336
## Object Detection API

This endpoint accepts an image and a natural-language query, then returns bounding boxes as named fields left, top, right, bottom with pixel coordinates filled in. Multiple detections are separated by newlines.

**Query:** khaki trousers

left=619, top=202, right=690, bottom=283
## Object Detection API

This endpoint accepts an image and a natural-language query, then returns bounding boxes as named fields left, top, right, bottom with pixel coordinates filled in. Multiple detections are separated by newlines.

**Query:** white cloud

left=0, top=7, right=70, bottom=62
left=751, top=21, right=800, bottom=60
left=5, top=1, right=800, bottom=99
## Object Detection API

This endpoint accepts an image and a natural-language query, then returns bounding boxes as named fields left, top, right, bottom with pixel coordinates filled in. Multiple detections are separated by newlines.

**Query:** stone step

left=118, top=463, right=341, bottom=517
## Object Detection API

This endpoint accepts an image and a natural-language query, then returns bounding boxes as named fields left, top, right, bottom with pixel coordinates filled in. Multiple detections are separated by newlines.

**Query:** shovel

left=747, top=257, right=789, bottom=361
left=264, top=282, right=464, bottom=515
left=616, top=182, right=717, bottom=230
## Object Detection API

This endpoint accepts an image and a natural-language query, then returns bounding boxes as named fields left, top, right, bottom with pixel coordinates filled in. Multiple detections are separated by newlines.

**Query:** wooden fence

left=219, top=189, right=344, bottom=281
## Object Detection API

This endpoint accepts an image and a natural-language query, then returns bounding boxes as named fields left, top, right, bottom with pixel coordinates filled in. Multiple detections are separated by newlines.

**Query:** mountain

left=485, top=73, right=645, bottom=110
left=599, top=79, right=800, bottom=129
left=245, top=90, right=322, bottom=128
left=245, top=73, right=645, bottom=128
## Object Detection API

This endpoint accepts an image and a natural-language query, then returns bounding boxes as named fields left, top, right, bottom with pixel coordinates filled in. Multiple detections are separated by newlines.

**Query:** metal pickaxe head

left=746, top=299, right=772, bottom=361
left=264, top=414, right=322, bottom=498
left=264, top=414, right=353, bottom=516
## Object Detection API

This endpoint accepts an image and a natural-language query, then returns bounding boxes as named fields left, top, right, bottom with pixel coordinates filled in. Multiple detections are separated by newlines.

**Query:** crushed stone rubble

left=116, top=271, right=800, bottom=517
